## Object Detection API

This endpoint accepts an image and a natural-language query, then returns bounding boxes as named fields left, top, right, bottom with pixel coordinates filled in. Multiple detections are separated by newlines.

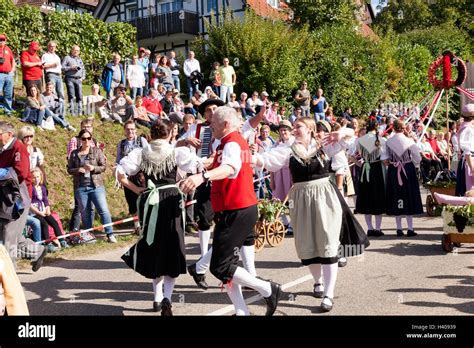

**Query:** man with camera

left=0, top=33, right=15, bottom=116
left=20, top=41, right=43, bottom=95
left=62, top=45, right=85, bottom=116
left=41, top=41, right=64, bottom=100
left=110, top=84, right=134, bottom=124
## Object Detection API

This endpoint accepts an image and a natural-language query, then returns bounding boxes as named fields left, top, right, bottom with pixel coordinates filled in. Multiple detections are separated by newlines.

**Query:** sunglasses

left=23, top=135, right=34, bottom=139
left=81, top=137, right=92, bottom=141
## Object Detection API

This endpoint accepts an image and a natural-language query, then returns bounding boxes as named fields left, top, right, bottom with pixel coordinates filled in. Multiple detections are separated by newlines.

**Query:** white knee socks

left=240, top=245, right=257, bottom=277
left=199, top=229, right=211, bottom=257
left=225, top=283, right=249, bottom=316
left=308, top=264, right=323, bottom=292
left=322, top=263, right=338, bottom=299
left=395, top=216, right=403, bottom=230
left=364, top=215, right=374, bottom=230
left=375, top=215, right=382, bottom=230
left=153, top=277, right=164, bottom=302
left=232, top=267, right=271, bottom=298
left=163, top=276, right=176, bottom=302
left=406, top=215, right=413, bottom=230
left=196, top=247, right=212, bottom=274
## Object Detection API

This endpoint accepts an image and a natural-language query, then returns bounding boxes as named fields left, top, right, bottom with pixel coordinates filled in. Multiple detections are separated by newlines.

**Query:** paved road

left=18, top=190, right=474, bottom=316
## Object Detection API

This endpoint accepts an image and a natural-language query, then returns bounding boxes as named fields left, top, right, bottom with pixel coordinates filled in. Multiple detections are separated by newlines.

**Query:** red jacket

left=0, top=138, right=32, bottom=197
left=427, top=138, right=440, bottom=154
left=210, top=131, right=257, bottom=212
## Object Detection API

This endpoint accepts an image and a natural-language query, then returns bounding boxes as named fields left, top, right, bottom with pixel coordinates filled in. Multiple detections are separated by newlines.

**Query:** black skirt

left=122, top=186, right=186, bottom=279
left=355, top=161, right=386, bottom=215
left=386, top=162, right=423, bottom=216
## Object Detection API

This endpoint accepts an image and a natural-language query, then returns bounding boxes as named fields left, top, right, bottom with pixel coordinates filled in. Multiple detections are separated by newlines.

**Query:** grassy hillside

left=0, top=108, right=149, bottom=228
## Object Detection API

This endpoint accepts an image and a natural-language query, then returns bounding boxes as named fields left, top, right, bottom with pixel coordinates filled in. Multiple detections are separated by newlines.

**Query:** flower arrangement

left=257, top=199, right=289, bottom=222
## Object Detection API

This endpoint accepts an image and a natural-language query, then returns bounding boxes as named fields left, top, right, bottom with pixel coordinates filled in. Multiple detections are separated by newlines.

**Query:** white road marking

left=206, top=274, right=313, bottom=316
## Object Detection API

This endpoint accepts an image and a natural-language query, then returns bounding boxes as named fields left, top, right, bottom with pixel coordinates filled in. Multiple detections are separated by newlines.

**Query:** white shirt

left=183, top=58, right=200, bottom=77
left=41, top=52, right=62, bottom=74
left=459, top=124, right=474, bottom=155
left=218, top=141, right=242, bottom=179
left=127, top=64, right=145, bottom=88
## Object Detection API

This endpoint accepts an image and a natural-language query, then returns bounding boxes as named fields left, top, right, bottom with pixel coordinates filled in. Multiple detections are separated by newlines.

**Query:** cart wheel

left=426, top=195, right=436, bottom=216
left=266, top=220, right=286, bottom=247
left=254, top=221, right=266, bottom=252
left=441, top=234, right=454, bottom=253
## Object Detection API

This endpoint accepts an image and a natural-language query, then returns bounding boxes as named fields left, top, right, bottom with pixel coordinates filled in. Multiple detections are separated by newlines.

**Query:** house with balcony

left=93, top=0, right=290, bottom=54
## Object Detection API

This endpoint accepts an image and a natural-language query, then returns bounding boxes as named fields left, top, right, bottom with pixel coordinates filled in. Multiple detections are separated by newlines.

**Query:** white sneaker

left=107, top=234, right=117, bottom=243
left=67, top=125, right=77, bottom=132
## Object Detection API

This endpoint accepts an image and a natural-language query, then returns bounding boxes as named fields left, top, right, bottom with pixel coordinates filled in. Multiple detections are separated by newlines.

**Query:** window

left=266, top=0, right=279, bottom=8
left=160, top=3, right=171, bottom=13
left=160, top=1, right=182, bottom=13
left=207, top=0, right=217, bottom=13
left=129, top=6, right=138, bottom=19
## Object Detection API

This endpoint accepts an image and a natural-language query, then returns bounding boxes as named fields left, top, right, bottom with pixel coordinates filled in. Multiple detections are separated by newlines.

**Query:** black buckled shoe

left=313, top=283, right=324, bottom=298
left=187, top=263, right=209, bottom=290
left=396, top=229, right=404, bottom=237
left=407, top=229, right=418, bottom=237
left=264, top=281, right=282, bottom=316
left=161, top=298, right=173, bottom=316
left=321, top=296, right=334, bottom=312
left=31, top=246, right=48, bottom=272
left=338, top=258, right=347, bottom=268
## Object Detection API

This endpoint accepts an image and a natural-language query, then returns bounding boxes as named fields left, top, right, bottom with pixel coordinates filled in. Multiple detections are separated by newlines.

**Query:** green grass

left=2, top=80, right=149, bottom=234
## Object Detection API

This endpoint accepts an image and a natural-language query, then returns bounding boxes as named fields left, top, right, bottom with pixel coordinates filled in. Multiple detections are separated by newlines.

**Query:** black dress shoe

left=313, top=283, right=324, bottom=298
left=338, top=258, right=347, bottom=268
left=161, top=298, right=173, bottom=316
left=264, top=281, right=282, bottom=316
left=32, top=246, right=48, bottom=272
left=153, top=301, right=161, bottom=312
left=396, top=229, right=404, bottom=237
left=407, top=229, right=418, bottom=237
left=187, top=263, right=209, bottom=290
left=321, top=296, right=334, bottom=312
left=368, top=229, right=384, bottom=237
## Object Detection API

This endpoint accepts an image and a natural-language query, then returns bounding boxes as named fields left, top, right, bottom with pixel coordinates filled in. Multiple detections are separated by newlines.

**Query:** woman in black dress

left=382, top=120, right=423, bottom=236
left=116, top=120, right=201, bottom=315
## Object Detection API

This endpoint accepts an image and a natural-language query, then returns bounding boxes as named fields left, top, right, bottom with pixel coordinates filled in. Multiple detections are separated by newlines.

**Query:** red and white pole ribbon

left=35, top=199, right=197, bottom=245
left=456, top=86, right=474, bottom=100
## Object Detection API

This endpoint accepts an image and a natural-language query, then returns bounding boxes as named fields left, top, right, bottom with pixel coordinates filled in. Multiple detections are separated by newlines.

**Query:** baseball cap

left=279, top=120, right=293, bottom=130
left=261, top=91, right=269, bottom=97
left=139, top=47, right=146, bottom=52
left=0, top=34, right=6, bottom=40
left=30, top=41, right=40, bottom=50
left=172, top=88, right=179, bottom=94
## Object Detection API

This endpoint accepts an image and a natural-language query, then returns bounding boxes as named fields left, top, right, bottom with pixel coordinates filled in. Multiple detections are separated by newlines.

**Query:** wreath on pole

left=428, top=50, right=467, bottom=90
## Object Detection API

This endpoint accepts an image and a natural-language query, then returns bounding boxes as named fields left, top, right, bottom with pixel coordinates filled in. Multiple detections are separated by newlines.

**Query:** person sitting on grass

left=133, top=96, right=152, bottom=128
left=30, top=168, right=69, bottom=252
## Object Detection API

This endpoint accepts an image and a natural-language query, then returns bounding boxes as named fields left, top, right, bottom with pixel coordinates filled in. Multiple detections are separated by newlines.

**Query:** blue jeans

left=22, top=107, right=46, bottom=126
left=130, top=87, right=143, bottom=100
left=172, top=75, right=180, bottom=92
left=75, top=185, right=113, bottom=235
left=186, top=78, right=198, bottom=101
left=0, top=73, right=14, bottom=114
left=27, top=215, right=42, bottom=242
left=45, top=73, right=65, bottom=100
left=65, top=77, right=83, bottom=116
left=314, top=112, right=325, bottom=122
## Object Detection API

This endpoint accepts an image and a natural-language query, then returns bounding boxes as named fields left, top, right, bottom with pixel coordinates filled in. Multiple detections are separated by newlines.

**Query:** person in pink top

left=264, top=101, right=281, bottom=131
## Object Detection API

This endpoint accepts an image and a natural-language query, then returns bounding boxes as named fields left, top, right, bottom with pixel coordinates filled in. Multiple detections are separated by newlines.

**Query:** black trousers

left=194, top=183, right=214, bottom=230
left=124, top=186, right=139, bottom=215
left=36, top=215, right=62, bottom=241
left=210, top=204, right=258, bottom=283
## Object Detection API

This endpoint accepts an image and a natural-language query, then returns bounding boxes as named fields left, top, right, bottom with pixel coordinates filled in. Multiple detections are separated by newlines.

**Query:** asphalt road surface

left=18, top=190, right=474, bottom=316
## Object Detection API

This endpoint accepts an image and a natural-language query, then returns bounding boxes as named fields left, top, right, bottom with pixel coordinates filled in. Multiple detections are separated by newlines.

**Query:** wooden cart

left=254, top=198, right=288, bottom=252
left=441, top=209, right=474, bottom=252
left=425, top=184, right=456, bottom=216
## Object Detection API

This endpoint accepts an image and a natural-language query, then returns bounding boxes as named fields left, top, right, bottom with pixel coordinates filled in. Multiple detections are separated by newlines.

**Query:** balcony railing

left=127, top=10, right=199, bottom=40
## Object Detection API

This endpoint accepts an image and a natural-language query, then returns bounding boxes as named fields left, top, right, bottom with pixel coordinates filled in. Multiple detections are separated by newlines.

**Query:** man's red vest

left=210, top=131, right=257, bottom=213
